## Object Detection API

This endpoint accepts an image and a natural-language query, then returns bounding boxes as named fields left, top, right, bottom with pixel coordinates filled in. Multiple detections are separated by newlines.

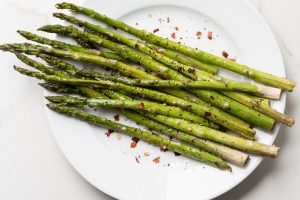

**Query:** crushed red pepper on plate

left=207, top=31, right=213, bottom=40
left=222, top=51, right=229, bottom=58
left=196, top=31, right=202, bottom=39
left=153, top=156, right=160, bottom=163
left=171, top=32, right=176, bottom=39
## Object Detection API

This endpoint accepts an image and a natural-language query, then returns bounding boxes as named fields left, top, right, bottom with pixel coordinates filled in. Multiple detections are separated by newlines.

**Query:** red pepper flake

left=135, top=156, right=140, bottom=163
left=130, top=137, right=139, bottom=148
left=207, top=31, right=213, bottom=40
left=222, top=51, right=229, bottom=58
left=171, top=32, right=176, bottom=39
left=153, top=28, right=159, bottom=33
left=175, top=26, right=179, bottom=31
left=160, top=146, right=168, bottom=152
left=196, top=31, right=202, bottom=39
left=114, top=114, right=120, bottom=121
left=131, top=141, right=137, bottom=148
left=138, top=102, right=145, bottom=109
left=153, top=156, right=160, bottom=163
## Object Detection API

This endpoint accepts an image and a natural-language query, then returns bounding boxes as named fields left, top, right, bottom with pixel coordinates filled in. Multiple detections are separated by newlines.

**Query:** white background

left=0, top=0, right=299, bottom=199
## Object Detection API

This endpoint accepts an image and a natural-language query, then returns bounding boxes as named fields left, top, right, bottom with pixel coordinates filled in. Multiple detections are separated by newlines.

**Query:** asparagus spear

left=37, top=22, right=289, bottom=126
left=1, top=44, right=254, bottom=133
left=120, top=108, right=248, bottom=166
left=12, top=65, right=254, bottom=137
left=45, top=17, right=283, bottom=100
left=145, top=43, right=217, bottom=74
left=16, top=32, right=288, bottom=125
left=17, top=30, right=126, bottom=62
left=143, top=114, right=279, bottom=157
left=53, top=12, right=217, bottom=75
left=46, top=95, right=215, bottom=126
left=36, top=26, right=275, bottom=131
left=43, top=84, right=277, bottom=157
left=76, top=69, right=280, bottom=97
left=40, top=84, right=248, bottom=166
left=47, top=103, right=231, bottom=170
left=35, top=24, right=289, bottom=126
left=14, top=54, right=248, bottom=166
left=56, top=2, right=296, bottom=91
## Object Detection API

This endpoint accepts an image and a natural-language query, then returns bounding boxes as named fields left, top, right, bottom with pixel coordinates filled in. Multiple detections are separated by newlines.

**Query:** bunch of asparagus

left=0, top=2, right=296, bottom=171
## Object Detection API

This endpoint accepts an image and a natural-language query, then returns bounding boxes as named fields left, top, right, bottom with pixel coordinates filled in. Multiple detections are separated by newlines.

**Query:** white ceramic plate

left=46, top=0, right=286, bottom=199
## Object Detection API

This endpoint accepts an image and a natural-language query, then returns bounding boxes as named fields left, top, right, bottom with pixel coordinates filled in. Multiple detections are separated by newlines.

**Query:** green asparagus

left=47, top=19, right=291, bottom=126
left=47, top=103, right=231, bottom=170
left=12, top=64, right=253, bottom=137
left=56, top=2, right=295, bottom=91
left=37, top=26, right=275, bottom=131
left=76, top=69, right=281, bottom=96
left=46, top=95, right=216, bottom=126
left=40, top=83, right=249, bottom=166
left=144, top=114, right=279, bottom=157
left=17, top=30, right=126, bottom=62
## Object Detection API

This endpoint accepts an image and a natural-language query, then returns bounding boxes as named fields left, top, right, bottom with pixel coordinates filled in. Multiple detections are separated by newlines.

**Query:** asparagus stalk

left=40, top=83, right=248, bottom=166
left=145, top=43, right=218, bottom=74
left=1, top=43, right=254, bottom=133
left=56, top=2, right=296, bottom=91
left=14, top=54, right=249, bottom=166
left=33, top=26, right=290, bottom=125
left=76, top=69, right=281, bottom=97
left=16, top=32, right=289, bottom=125
left=53, top=12, right=217, bottom=75
left=120, top=108, right=248, bottom=166
left=12, top=65, right=254, bottom=137
left=17, top=52, right=219, bottom=130
left=46, top=95, right=215, bottom=126
left=48, top=14, right=283, bottom=100
left=37, top=26, right=275, bottom=131
left=96, top=86, right=277, bottom=157
left=178, top=66, right=294, bottom=125
left=17, top=30, right=126, bottom=62
left=144, top=114, right=279, bottom=157
left=47, top=103, right=231, bottom=170
left=243, top=94, right=270, bottom=106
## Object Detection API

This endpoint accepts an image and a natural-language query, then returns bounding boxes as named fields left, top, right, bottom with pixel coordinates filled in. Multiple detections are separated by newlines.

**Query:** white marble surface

left=0, top=0, right=299, bottom=199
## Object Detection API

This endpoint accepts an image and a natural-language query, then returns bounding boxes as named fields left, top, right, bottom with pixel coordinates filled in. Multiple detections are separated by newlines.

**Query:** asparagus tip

left=53, top=12, right=65, bottom=19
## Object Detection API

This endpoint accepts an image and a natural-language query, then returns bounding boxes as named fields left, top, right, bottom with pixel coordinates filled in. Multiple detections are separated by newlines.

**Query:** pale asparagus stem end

left=270, top=146, right=280, bottom=158
left=257, top=85, right=282, bottom=100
